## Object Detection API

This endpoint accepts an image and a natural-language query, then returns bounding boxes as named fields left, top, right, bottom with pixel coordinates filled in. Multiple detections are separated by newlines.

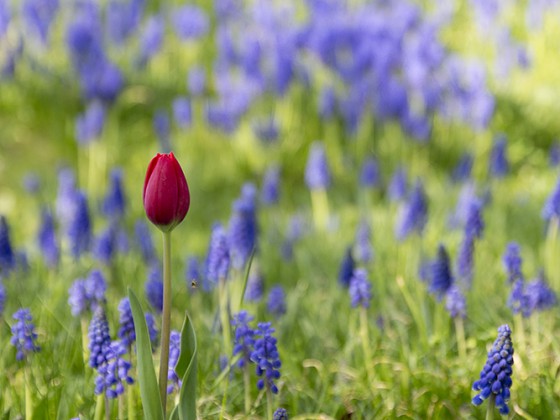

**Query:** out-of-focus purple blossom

left=445, top=285, right=466, bottom=318
left=542, top=175, right=560, bottom=223
left=253, top=117, right=279, bottom=144
left=134, top=220, right=155, bottom=264
left=145, top=312, right=159, bottom=350
left=452, top=153, right=473, bottom=183
left=153, top=110, right=171, bottom=153
left=167, top=330, right=182, bottom=394
left=93, top=223, right=117, bottom=265
left=338, top=246, right=354, bottom=288
left=214, top=0, right=241, bottom=21
left=102, top=169, right=126, bottom=219
left=494, top=29, right=531, bottom=79
left=105, top=0, right=144, bottom=46
left=245, top=270, right=264, bottom=302
left=465, top=198, right=484, bottom=239
left=549, top=142, right=560, bottom=167
left=145, top=264, right=163, bottom=313
left=502, top=242, right=523, bottom=284
left=188, top=66, right=206, bottom=96
left=526, top=0, right=560, bottom=31
left=360, top=157, right=381, bottom=189
left=10, top=308, right=40, bottom=361
left=395, top=180, right=428, bottom=241
left=450, top=182, right=477, bottom=229
left=88, top=306, right=111, bottom=369
left=94, top=340, right=134, bottom=398
left=355, top=220, right=373, bottom=264
left=172, top=97, right=192, bottom=129
left=186, top=256, right=202, bottom=289
left=508, top=279, right=530, bottom=317
left=525, top=271, right=557, bottom=313
left=67, top=190, right=91, bottom=259
left=349, top=268, right=372, bottom=309
left=456, top=233, right=474, bottom=286
left=318, top=86, right=336, bottom=120
left=251, top=322, right=281, bottom=394
left=173, top=6, right=209, bottom=40
left=0, top=216, right=15, bottom=274
left=429, top=244, right=453, bottom=301
left=117, top=297, right=135, bottom=348
left=0, top=0, right=10, bottom=38
left=489, top=135, right=509, bottom=178
left=55, top=167, right=77, bottom=225
left=229, top=184, right=258, bottom=269
left=305, top=142, right=331, bottom=190
left=0, top=281, right=5, bottom=317
left=76, top=101, right=105, bottom=145
left=388, top=167, right=407, bottom=202
left=267, top=285, right=286, bottom=317
left=232, top=310, right=255, bottom=369
left=137, top=15, right=164, bottom=66
left=205, top=223, right=231, bottom=286
left=273, top=408, right=288, bottom=420
left=23, top=173, right=40, bottom=194
left=22, top=0, right=59, bottom=46
left=418, top=259, right=432, bottom=283
left=261, top=166, right=280, bottom=205
left=38, top=209, right=59, bottom=268
left=68, top=270, right=107, bottom=317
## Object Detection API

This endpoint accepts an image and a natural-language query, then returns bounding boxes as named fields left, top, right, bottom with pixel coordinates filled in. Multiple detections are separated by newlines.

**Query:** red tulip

left=143, top=152, right=190, bottom=231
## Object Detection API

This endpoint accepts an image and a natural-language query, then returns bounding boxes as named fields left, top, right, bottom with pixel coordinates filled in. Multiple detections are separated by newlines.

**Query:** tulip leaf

left=173, top=312, right=198, bottom=420
left=128, top=288, right=164, bottom=420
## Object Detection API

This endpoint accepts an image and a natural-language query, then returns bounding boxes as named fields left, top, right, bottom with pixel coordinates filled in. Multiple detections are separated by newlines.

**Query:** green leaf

left=128, top=288, right=164, bottom=420
left=238, top=248, right=256, bottom=310
left=173, top=312, right=198, bottom=420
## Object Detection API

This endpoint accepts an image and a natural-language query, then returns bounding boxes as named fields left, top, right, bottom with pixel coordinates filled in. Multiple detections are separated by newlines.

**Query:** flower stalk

left=158, top=230, right=172, bottom=414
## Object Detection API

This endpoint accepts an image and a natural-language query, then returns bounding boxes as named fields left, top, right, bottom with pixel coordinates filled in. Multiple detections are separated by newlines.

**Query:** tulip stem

left=159, top=231, right=172, bottom=415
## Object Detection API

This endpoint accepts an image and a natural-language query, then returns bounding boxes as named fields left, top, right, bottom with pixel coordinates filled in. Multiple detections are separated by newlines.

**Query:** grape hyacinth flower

left=451, top=153, right=473, bottom=183
left=395, top=180, right=428, bottom=241
left=349, top=268, right=372, bottom=309
left=37, top=209, right=59, bottom=268
left=137, top=15, right=164, bottom=67
left=67, top=190, right=92, bottom=259
left=355, top=220, right=373, bottom=264
left=0, top=280, right=5, bottom=317
left=542, top=175, right=560, bottom=224
left=489, top=135, right=509, bottom=178
left=185, top=256, right=202, bottom=289
left=465, top=198, right=484, bottom=239
left=273, top=408, right=289, bottom=420
left=0, top=215, right=15, bottom=274
left=173, top=97, right=192, bottom=129
left=68, top=270, right=107, bottom=317
left=261, top=166, right=280, bottom=205
left=145, top=264, right=163, bottom=313
left=95, top=341, right=134, bottom=398
left=88, top=306, right=111, bottom=369
left=134, top=220, right=156, bottom=264
left=338, top=246, right=355, bottom=288
left=508, top=279, right=531, bottom=317
left=360, top=157, right=381, bottom=189
left=205, top=223, right=230, bottom=286
left=429, top=245, right=454, bottom=301
left=456, top=232, right=474, bottom=286
left=145, top=312, right=159, bottom=350
left=267, top=285, right=287, bottom=317
left=445, top=285, right=466, bottom=318
left=10, top=308, right=40, bottom=361
left=172, top=5, right=209, bottom=40
left=549, top=142, right=560, bottom=167
left=93, top=223, right=117, bottom=265
left=502, top=242, right=523, bottom=284
left=388, top=167, right=407, bottom=202
left=56, top=167, right=77, bottom=225
left=167, top=330, right=182, bottom=394
left=245, top=271, right=264, bottom=302
left=525, top=271, right=557, bottom=313
left=75, top=101, right=105, bottom=145
left=232, top=311, right=255, bottom=369
left=472, top=325, right=514, bottom=415
left=187, top=66, right=205, bottom=96
left=117, top=297, right=135, bottom=348
left=251, top=322, right=281, bottom=394
left=229, top=183, right=258, bottom=270
left=304, top=142, right=331, bottom=190
left=102, top=169, right=126, bottom=220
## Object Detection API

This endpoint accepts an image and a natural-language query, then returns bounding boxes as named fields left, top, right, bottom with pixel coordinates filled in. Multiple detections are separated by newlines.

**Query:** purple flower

left=489, top=135, right=509, bottom=178
left=244, top=271, right=264, bottom=302
left=452, top=153, right=473, bottom=183
left=338, top=246, right=355, bottom=288
left=261, top=166, right=280, bottom=205
left=472, top=325, right=514, bottom=415
left=173, top=97, right=192, bottom=129
left=145, top=264, right=163, bottom=313
left=55, top=167, right=77, bottom=226
left=10, top=308, right=40, bottom=361
left=23, top=173, right=41, bottom=194
left=456, top=233, right=474, bottom=287
left=68, top=270, right=107, bottom=317
left=549, top=142, right=560, bottom=167
left=137, top=15, right=164, bottom=66
left=105, top=0, right=144, bottom=45
left=542, top=175, right=560, bottom=223
left=67, top=191, right=92, bottom=259
left=273, top=408, right=289, bottom=420
left=253, top=117, right=279, bottom=144
left=508, top=279, right=531, bottom=317
left=172, top=6, right=209, bottom=40
left=134, top=220, right=155, bottom=264
left=360, top=157, right=381, bottom=189
left=388, top=167, right=407, bottom=202
left=429, top=244, right=453, bottom=301
left=395, top=180, right=428, bottom=241
left=229, top=183, right=258, bottom=269
left=167, top=330, right=182, bottom=394
left=88, top=306, right=111, bottom=369
left=445, top=285, right=466, bottom=318
left=305, top=142, right=331, bottom=190
left=465, top=198, right=484, bottom=239
left=355, top=220, right=373, bottom=264
left=76, top=101, right=106, bottom=145
left=37, top=209, right=59, bottom=269
left=525, top=271, right=557, bottom=313
left=102, top=169, right=126, bottom=219
left=205, top=223, right=230, bottom=286
left=0, top=281, right=5, bottom=317
left=185, top=256, right=202, bottom=289
left=187, top=66, right=206, bottom=96
left=502, top=242, right=523, bottom=284
left=318, top=86, right=336, bottom=120
left=349, top=268, right=372, bottom=309
left=0, top=216, right=16, bottom=274
left=117, top=297, right=135, bottom=348
left=232, top=311, right=255, bottom=369
left=251, top=322, right=281, bottom=394
left=22, top=0, right=59, bottom=45
left=95, top=340, right=134, bottom=398
left=267, top=285, right=287, bottom=317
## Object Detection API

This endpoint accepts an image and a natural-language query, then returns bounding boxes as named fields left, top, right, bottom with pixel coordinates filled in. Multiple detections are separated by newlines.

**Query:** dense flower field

left=1, top=0, right=560, bottom=418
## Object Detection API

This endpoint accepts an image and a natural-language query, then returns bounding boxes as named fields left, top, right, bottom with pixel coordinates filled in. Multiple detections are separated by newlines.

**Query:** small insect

left=190, top=280, right=198, bottom=289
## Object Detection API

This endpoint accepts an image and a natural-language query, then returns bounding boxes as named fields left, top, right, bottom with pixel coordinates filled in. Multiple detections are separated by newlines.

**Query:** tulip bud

left=143, top=153, right=190, bottom=232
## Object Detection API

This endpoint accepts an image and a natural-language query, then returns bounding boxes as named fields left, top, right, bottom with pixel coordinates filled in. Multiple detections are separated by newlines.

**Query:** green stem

left=94, top=395, right=104, bottom=420
left=127, top=347, right=136, bottom=419
left=310, top=188, right=330, bottom=231
left=244, top=366, right=251, bottom=414
left=158, top=231, right=172, bottom=416
left=514, top=314, right=526, bottom=368
left=218, top=278, right=232, bottom=356
left=81, top=317, right=89, bottom=367
left=25, top=366, right=33, bottom=419
left=359, top=306, right=373, bottom=381
left=118, top=394, right=125, bottom=420
left=454, top=316, right=467, bottom=360
left=105, top=395, right=110, bottom=420
left=266, top=388, right=273, bottom=420
left=486, top=393, right=495, bottom=420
